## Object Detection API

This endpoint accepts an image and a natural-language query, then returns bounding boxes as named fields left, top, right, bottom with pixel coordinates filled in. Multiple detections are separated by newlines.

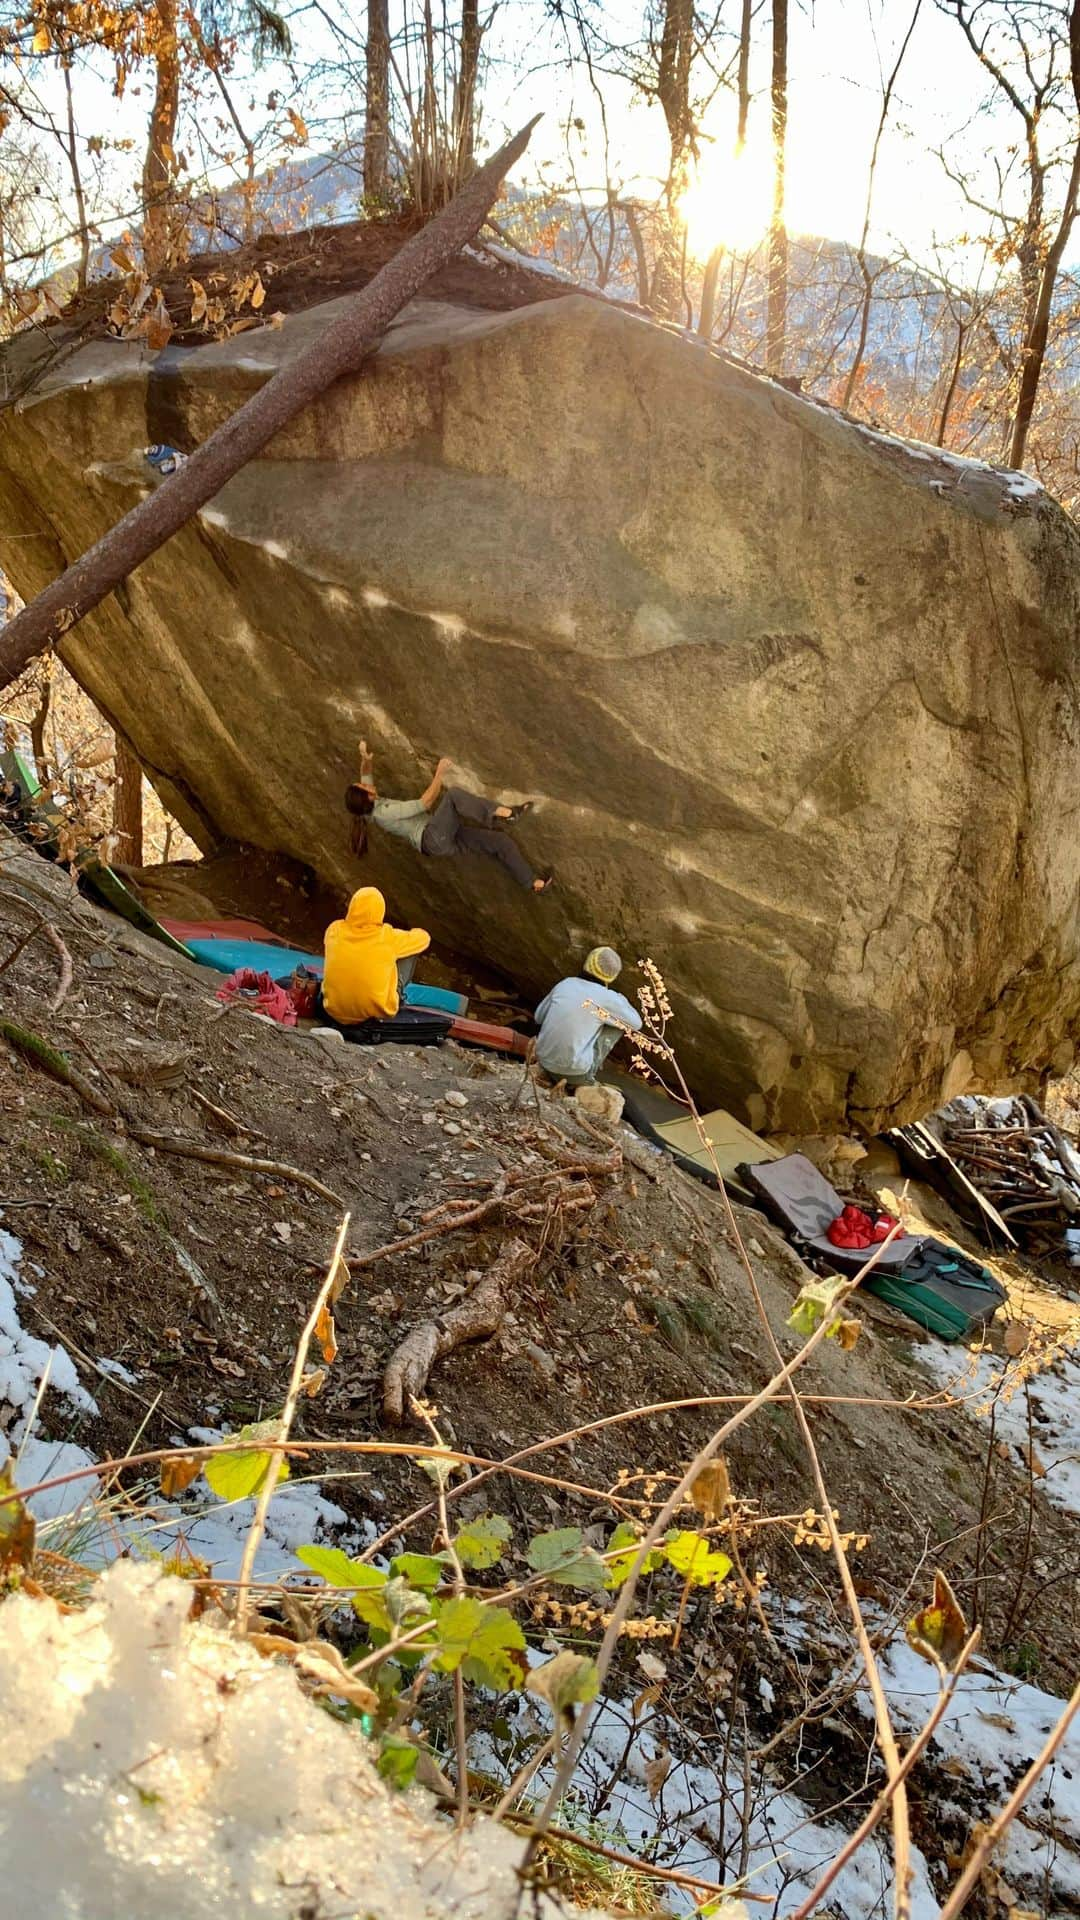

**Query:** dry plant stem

left=936, top=1678, right=1080, bottom=1920
left=661, top=1041, right=914, bottom=1919
left=499, top=1810, right=751, bottom=1901
left=492, top=1733, right=557, bottom=1822
left=418, top=1403, right=470, bottom=1830
left=520, top=1269, right=872, bottom=1863
left=234, top=1214, right=351, bottom=1637
left=787, top=1628, right=982, bottom=1920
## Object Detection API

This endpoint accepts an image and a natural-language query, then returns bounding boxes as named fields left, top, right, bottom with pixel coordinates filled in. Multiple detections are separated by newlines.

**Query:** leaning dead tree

left=0, top=117, right=538, bottom=695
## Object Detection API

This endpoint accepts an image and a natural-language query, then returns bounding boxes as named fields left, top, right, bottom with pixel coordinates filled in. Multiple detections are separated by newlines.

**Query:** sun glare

left=679, top=134, right=776, bottom=259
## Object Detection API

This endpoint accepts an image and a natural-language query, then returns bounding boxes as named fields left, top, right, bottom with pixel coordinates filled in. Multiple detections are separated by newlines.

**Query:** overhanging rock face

left=2, top=286, right=1080, bottom=1132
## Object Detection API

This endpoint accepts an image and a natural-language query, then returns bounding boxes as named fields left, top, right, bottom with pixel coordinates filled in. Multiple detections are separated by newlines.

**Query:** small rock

left=574, top=1082, right=624, bottom=1125
left=88, top=949, right=118, bottom=971
left=443, top=1121, right=462, bottom=1136
left=421, top=1112, right=438, bottom=1127
left=310, top=1026, right=345, bottom=1047
left=444, top=1090, right=468, bottom=1108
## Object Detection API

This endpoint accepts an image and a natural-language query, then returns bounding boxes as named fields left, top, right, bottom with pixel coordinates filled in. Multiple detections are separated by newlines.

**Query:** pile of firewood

left=936, top=1094, right=1080, bottom=1259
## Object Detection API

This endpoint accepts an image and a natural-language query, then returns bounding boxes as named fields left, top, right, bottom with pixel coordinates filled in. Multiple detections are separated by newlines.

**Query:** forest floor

left=1, top=822, right=1078, bottom=1917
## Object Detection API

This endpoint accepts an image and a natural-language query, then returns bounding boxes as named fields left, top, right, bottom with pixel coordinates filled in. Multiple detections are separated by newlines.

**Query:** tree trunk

left=1009, top=0, right=1080, bottom=468
left=112, top=733, right=143, bottom=865
left=364, top=0, right=391, bottom=204
left=737, top=0, right=752, bottom=147
left=0, top=118, right=538, bottom=696
left=63, top=58, right=90, bottom=293
left=453, top=0, right=482, bottom=183
left=142, top=0, right=182, bottom=279
left=765, top=0, right=788, bottom=375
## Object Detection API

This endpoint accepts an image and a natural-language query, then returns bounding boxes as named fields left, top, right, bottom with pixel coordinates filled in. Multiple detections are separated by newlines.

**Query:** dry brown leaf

left=160, top=1454, right=202, bottom=1498
left=1004, top=1320, right=1031, bottom=1357
left=300, top=1366, right=327, bottom=1398
left=315, top=1301, right=337, bottom=1365
left=189, top=278, right=208, bottom=324
left=834, top=1316, right=862, bottom=1350
left=250, top=273, right=266, bottom=310
left=636, top=1649, right=668, bottom=1683
left=632, top=1682, right=662, bottom=1720
left=294, top=1640, right=378, bottom=1712
left=691, top=1459, right=730, bottom=1521
left=1024, top=1442, right=1047, bottom=1480
left=644, top=1747, right=671, bottom=1804
left=287, top=106, right=309, bottom=143
left=906, top=1568, right=969, bottom=1669
left=0, top=1465, right=35, bottom=1573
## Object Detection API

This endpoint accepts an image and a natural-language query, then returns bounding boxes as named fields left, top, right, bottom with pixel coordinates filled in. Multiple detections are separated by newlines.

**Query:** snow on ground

left=866, top=1635, right=1080, bottom=1906
left=0, top=1226, right=372, bottom=1580
left=918, top=1336, right=1080, bottom=1521
left=0, top=1226, right=98, bottom=1458
left=475, top=1690, right=939, bottom=1918
left=0, top=1560, right=597, bottom=1920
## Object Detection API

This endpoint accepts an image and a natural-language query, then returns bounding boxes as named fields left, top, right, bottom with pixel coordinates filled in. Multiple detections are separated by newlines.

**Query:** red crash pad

left=161, top=917, right=294, bottom=947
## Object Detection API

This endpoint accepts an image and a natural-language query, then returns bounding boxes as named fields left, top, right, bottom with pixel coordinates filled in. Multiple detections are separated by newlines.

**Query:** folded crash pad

left=737, top=1154, right=921, bottom=1273
left=161, top=917, right=292, bottom=946
left=323, top=1008, right=453, bottom=1046
left=736, top=1152, right=1003, bottom=1339
left=449, top=1016, right=531, bottom=1057
left=652, top=1107, right=781, bottom=1180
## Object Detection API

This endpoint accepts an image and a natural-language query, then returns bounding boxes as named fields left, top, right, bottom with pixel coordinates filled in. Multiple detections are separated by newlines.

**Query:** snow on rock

left=0, top=1561, right=607, bottom=1920
left=0, top=1228, right=98, bottom=1450
left=918, top=1337, right=1080, bottom=1520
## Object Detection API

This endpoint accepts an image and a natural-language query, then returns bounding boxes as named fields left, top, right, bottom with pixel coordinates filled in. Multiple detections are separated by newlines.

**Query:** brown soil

left=1, top=823, right=1078, bottom=1903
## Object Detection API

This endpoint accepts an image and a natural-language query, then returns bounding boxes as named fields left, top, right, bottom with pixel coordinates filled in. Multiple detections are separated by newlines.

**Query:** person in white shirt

left=344, top=741, right=552, bottom=894
left=534, top=947, right=642, bottom=1085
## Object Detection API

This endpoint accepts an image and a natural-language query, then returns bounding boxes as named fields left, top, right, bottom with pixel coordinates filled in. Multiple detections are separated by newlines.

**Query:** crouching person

left=322, top=886, right=430, bottom=1024
left=534, top=947, right=641, bottom=1086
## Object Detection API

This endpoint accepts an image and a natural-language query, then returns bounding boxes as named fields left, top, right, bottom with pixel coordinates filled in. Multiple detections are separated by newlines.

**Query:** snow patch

left=0, top=1231, right=98, bottom=1452
left=918, top=1338, right=1080, bottom=1520
left=0, top=1560, right=600, bottom=1919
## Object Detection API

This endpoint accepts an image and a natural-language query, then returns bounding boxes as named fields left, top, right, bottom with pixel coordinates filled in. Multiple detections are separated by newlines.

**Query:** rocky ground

left=0, top=824, right=1078, bottom=1916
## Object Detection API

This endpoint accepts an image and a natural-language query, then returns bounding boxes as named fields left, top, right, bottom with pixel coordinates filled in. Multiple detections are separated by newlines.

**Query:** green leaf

left=528, top=1650, right=599, bottom=1714
left=663, top=1529, right=733, bottom=1589
left=377, top=1734, right=420, bottom=1791
left=603, top=1521, right=663, bottom=1591
left=297, top=1544, right=386, bottom=1589
left=787, top=1276, right=847, bottom=1339
left=390, top=1552, right=447, bottom=1591
left=296, top=1545, right=393, bottom=1632
left=453, top=1513, right=512, bottom=1571
left=526, top=1525, right=607, bottom=1592
left=203, top=1420, right=290, bottom=1501
left=433, top=1596, right=526, bottom=1688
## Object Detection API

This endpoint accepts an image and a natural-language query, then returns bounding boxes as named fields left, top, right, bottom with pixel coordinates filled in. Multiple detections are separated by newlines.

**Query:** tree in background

left=765, top=0, right=787, bottom=371
left=942, top=0, right=1080, bottom=467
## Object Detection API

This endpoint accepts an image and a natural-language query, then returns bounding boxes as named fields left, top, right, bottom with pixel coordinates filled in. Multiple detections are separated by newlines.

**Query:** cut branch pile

left=935, top=1094, right=1080, bottom=1259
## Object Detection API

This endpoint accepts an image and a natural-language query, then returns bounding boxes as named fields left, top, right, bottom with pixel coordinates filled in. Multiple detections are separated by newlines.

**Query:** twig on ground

left=383, top=1238, right=534, bottom=1423
left=0, top=886, right=73, bottom=1009
left=128, top=1130, right=345, bottom=1206
left=234, top=1214, right=351, bottom=1637
left=189, top=1086, right=265, bottom=1138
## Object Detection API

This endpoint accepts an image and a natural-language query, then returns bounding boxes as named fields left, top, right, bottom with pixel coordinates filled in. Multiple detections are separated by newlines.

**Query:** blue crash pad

left=185, top=937, right=467, bottom=1014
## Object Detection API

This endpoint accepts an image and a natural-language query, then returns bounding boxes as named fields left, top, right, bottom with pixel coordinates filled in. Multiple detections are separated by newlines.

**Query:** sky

left=8, top=0, right=1077, bottom=279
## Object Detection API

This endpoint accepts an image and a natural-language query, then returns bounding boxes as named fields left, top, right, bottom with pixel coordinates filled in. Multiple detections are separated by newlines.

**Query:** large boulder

left=2, top=271, right=1079, bottom=1131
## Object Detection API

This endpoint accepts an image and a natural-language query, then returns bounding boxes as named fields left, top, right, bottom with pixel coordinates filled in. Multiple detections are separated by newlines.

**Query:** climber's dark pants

left=421, top=786, right=535, bottom=890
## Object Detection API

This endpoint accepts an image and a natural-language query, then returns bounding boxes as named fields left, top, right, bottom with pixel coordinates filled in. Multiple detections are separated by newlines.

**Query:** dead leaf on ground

left=644, top=1747, right=671, bottom=1803
left=0, top=1464, right=35, bottom=1572
left=1004, top=1321, right=1031, bottom=1357
left=160, top=1455, right=201, bottom=1498
left=690, top=1458, right=730, bottom=1521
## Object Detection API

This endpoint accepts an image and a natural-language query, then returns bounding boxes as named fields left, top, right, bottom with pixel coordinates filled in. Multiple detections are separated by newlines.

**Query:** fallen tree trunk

left=0, top=118, right=538, bottom=694
left=383, top=1236, right=533, bottom=1424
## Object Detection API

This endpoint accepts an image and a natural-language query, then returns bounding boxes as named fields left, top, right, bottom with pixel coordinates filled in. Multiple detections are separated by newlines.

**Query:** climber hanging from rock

left=534, top=947, right=642, bottom=1086
left=344, top=740, right=552, bottom=894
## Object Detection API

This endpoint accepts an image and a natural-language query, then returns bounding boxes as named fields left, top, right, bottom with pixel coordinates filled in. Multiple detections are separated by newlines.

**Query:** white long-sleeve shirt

left=534, top=976, right=641, bottom=1078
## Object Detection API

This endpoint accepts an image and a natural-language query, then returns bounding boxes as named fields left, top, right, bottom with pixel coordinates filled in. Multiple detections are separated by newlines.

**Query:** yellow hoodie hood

left=322, top=889, right=430, bottom=1024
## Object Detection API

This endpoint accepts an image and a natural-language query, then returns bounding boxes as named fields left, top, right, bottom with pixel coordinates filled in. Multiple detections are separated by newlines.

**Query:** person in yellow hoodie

left=321, top=887, right=431, bottom=1025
